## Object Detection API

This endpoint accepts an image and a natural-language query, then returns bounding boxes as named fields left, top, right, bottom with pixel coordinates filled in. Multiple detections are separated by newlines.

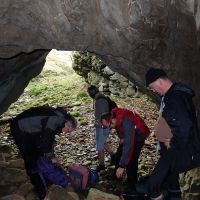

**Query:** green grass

left=69, top=111, right=81, bottom=117
left=2, top=68, right=87, bottom=117
left=79, top=117, right=88, bottom=125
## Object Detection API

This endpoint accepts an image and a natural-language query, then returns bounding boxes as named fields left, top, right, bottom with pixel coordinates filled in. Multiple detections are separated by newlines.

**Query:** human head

left=62, top=114, right=77, bottom=133
left=145, top=68, right=172, bottom=96
left=56, top=107, right=77, bottom=133
left=101, top=112, right=117, bottom=129
left=87, top=85, right=99, bottom=99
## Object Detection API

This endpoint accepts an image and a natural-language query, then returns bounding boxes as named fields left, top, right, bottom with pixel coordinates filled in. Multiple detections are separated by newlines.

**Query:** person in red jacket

left=101, top=107, right=150, bottom=192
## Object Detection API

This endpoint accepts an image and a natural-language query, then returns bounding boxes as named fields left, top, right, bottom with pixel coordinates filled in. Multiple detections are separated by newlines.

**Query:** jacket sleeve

left=119, top=119, right=135, bottom=167
left=40, top=116, right=62, bottom=157
left=95, top=98, right=109, bottom=127
left=163, top=93, right=193, bottom=149
left=40, top=129, right=55, bottom=158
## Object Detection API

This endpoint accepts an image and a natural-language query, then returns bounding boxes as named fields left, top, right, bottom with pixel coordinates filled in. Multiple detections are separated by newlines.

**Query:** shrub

left=72, top=51, right=106, bottom=82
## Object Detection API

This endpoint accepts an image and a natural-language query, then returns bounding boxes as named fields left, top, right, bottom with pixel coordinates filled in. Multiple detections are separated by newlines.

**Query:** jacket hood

left=172, top=83, right=195, bottom=97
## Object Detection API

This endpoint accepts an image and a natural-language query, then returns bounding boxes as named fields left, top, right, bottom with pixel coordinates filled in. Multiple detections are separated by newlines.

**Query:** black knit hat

left=87, top=85, right=99, bottom=99
left=145, top=68, right=167, bottom=87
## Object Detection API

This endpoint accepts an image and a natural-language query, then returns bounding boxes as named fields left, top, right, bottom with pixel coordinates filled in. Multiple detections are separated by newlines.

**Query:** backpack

left=97, top=96, right=117, bottom=111
left=37, top=156, right=70, bottom=190
left=14, top=106, right=57, bottom=121
left=68, top=163, right=99, bottom=190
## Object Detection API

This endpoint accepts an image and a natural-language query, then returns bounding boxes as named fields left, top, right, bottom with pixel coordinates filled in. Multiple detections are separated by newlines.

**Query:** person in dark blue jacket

left=10, top=106, right=77, bottom=200
left=146, top=68, right=200, bottom=200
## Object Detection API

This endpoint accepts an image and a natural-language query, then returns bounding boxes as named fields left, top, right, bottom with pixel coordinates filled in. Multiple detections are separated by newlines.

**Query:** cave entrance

left=0, top=49, right=160, bottom=200
left=1, top=49, right=88, bottom=118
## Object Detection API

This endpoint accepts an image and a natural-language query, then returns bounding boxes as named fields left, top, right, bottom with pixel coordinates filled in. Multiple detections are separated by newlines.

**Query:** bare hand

left=116, top=167, right=125, bottom=179
left=163, top=138, right=171, bottom=149
left=51, top=156, right=59, bottom=163
left=119, top=139, right=124, bottom=145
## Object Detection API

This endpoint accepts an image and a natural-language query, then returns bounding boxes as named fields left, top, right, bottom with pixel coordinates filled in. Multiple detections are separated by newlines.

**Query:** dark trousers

left=115, top=141, right=144, bottom=186
left=148, top=145, right=181, bottom=199
left=10, top=124, right=46, bottom=199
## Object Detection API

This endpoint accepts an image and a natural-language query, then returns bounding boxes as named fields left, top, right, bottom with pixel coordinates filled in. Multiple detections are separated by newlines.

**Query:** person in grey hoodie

left=87, top=85, right=115, bottom=172
left=146, top=68, right=200, bottom=200
left=10, top=106, right=77, bottom=199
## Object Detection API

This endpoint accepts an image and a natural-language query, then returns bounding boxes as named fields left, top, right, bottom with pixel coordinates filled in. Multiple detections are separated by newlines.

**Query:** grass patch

left=69, top=111, right=81, bottom=117
left=79, top=117, right=88, bottom=125
left=76, top=91, right=89, bottom=100
left=1, top=65, right=86, bottom=117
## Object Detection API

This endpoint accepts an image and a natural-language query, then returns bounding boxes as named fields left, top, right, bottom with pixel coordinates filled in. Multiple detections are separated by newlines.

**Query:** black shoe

left=96, top=164, right=105, bottom=172
left=121, top=190, right=147, bottom=200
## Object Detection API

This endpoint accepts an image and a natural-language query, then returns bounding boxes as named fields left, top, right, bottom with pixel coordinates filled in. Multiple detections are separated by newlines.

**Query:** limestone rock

left=0, top=185, right=18, bottom=197
left=9, top=159, right=25, bottom=169
left=0, top=145, right=14, bottom=154
left=44, top=185, right=81, bottom=200
left=0, top=167, right=27, bottom=185
left=0, top=194, right=25, bottom=200
left=0, top=0, right=199, bottom=115
left=87, top=188, right=120, bottom=200
left=102, top=67, right=115, bottom=76
left=16, top=182, right=34, bottom=197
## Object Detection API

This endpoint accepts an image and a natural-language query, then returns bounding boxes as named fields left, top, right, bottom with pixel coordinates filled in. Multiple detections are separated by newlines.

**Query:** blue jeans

left=95, top=127, right=110, bottom=151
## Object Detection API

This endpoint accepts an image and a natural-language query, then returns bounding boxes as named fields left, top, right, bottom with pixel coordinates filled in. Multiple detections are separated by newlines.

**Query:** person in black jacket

left=10, top=106, right=77, bottom=199
left=145, top=68, right=200, bottom=200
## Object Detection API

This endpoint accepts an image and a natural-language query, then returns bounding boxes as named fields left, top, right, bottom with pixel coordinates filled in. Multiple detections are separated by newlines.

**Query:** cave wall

left=0, top=0, right=200, bottom=116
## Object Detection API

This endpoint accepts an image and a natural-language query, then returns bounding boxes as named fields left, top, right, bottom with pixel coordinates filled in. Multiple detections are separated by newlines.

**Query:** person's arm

left=116, top=119, right=135, bottom=178
left=40, top=116, right=61, bottom=158
left=119, top=119, right=135, bottom=167
left=163, top=93, right=193, bottom=149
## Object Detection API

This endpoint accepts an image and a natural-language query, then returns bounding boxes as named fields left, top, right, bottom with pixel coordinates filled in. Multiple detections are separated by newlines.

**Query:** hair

left=65, top=114, right=77, bottom=129
left=160, top=75, right=168, bottom=80
left=56, top=107, right=77, bottom=129
left=87, top=85, right=99, bottom=99
left=101, top=112, right=113, bottom=123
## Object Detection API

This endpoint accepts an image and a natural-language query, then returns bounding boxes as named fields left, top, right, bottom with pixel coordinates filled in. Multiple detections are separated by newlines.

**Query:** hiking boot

left=96, top=164, right=105, bottom=172
left=122, top=190, right=147, bottom=200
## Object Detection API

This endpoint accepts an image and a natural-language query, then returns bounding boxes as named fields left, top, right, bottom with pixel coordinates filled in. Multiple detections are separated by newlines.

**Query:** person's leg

left=95, top=127, right=107, bottom=171
left=126, top=141, right=144, bottom=187
left=25, top=161, right=46, bottom=200
left=102, top=128, right=115, bottom=164
left=11, top=131, right=46, bottom=199
left=166, top=173, right=182, bottom=200
left=148, top=150, right=176, bottom=200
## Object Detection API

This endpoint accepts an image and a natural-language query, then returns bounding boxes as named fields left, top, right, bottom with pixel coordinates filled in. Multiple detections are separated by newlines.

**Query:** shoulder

left=95, top=95, right=108, bottom=104
left=164, top=90, right=187, bottom=106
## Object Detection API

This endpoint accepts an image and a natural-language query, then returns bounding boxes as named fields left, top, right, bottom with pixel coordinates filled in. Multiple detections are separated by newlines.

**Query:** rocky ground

left=0, top=51, right=199, bottom=200
left=0, top=94, right=159, bottom=200
left=0, top=50, right=160, bottom=199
